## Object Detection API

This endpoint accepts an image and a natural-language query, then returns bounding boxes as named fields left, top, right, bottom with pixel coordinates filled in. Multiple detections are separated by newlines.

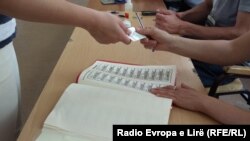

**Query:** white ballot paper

left=128, top=27, right=146, bottom=41
left=36, top=84, right=172, bottom=141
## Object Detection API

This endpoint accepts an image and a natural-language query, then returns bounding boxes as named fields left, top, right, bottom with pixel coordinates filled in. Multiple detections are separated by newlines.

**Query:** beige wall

left=13, top=0, right=88, bottom=127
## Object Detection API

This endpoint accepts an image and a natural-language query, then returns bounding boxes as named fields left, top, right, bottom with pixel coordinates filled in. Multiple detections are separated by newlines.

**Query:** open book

left=36, top=61, right=176, bottom=141
left=77, top=60, right=176, bottom=93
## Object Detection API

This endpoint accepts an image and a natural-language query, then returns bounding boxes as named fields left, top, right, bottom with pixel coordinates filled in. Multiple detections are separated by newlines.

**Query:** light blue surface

left=185, top=0, right=204, bottom=7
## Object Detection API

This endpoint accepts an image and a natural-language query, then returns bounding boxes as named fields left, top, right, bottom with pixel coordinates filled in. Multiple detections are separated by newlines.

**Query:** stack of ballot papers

left=36, top=83, right=172, bottom=141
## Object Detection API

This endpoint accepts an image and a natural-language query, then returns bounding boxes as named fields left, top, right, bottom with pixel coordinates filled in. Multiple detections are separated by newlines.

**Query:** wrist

left=196, top=94, right=214, bottom=113
left=178, top=20, right=189, bottom=36
left=80, top=8, right=100, bottom=31
left=165, top=34, right=178, bottom=52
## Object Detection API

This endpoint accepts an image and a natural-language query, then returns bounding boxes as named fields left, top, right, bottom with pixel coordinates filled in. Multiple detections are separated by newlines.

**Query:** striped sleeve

left=0, top=15, right=16, bottom=48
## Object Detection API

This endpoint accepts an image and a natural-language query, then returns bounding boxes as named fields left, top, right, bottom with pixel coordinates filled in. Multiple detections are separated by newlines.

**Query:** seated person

left=155, top=0, right=250, bottom=87
left=137, top=27, right=250, bottom=124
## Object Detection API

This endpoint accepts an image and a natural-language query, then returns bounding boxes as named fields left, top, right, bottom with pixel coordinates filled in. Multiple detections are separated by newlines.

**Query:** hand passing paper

left=128, top=27, right=146, bottom=41
left=122, top=19, right=146, bottom=42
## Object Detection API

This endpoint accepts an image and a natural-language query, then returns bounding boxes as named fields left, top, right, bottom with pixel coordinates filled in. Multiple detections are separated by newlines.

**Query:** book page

left=37, top=83, right=172, bottom=141
left=37, top=128, right=98, bottom=141
left=78, top=61, right=176, bottom=92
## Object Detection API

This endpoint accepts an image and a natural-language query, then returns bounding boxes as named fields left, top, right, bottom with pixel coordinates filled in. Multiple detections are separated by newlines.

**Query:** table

left=88, top=0, right=167, bottom=11
left=17, top=1, right=218, bottom=141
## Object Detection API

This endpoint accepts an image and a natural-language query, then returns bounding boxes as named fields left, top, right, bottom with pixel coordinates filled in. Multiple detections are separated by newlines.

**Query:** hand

left=86, top=11, right=131, bottom=44
left=136, top=27, right=175, bottom=51
left=155, top=12, right=183, bottom=34
left=156, top=9, right=177, bottom=15
left=150, top=83, right=208, bottom=112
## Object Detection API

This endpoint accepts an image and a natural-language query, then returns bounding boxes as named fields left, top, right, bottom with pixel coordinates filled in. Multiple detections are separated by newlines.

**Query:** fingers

left=119, top=21, right=131, bottom=35
left=120, top=35, right=131, bottom=45
left=161, top=85, right=177, bottom=90
left=156, top=13, right=167, bottom=21
left=151, top=86, right=176, bottom=93
left=136, top=27, right=154, bottom=37
left=137, top=27, right=158, bottom=46
left=96, top=14, right=131, bottom=44
left=118, top=21, right=131, bottom=44
left=150, top=88, right=176, bottom=99
left=156, top=9, right=175, bottom=15
left=155, top=14, right=168, bottom=30
left=140, top=39, right=157, bottom=48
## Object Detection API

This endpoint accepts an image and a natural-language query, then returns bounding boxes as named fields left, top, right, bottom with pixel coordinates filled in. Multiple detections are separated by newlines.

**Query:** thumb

left=136, top=27, right=154, bottom=37
left=121, top=34, right=131, bottom=45
left=181, top=83, right=195, bottom=90
left=156, top=13, right=167, bottom=21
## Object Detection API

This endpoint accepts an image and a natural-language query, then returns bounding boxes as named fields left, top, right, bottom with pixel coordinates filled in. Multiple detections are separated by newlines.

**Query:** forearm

left=179, top=22, right=243, bottom=40
left=200, top=96, right=250, bottom=124
left=178, top=0, right=211, bottom=23
left=168, top=36, right=241, bottom=65
left=0, top=0, right=96, bottom=29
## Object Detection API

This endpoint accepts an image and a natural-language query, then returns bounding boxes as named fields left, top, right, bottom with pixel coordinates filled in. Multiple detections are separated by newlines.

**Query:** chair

left=207, top=65, right=250, bottom=105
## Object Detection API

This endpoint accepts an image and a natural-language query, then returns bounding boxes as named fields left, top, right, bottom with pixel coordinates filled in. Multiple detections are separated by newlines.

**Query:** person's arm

left=137, top=27, right=250, bottom=65
left=150, top=83, right=250, bottom=124
left=155, top=10, right=250, bottom=39
left=167, top=30, right=250, bottom=65
left=178, top=0, right=212, bottom=23
left=0, top=0, right=130, bottom=44
left=179, top=11, right=250, bottom=39
left=158, top=0, right=212, bottom=23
